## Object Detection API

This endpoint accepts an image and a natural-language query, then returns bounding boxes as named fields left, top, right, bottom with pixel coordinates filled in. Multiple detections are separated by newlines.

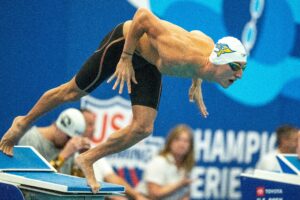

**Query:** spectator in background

left=18, top=108, right=90, bottom=174
left=256, top=125, right=299, bottom=172
left=80, top=109, right=96, bottom=140
left=136, top=124, right=195, bottom=200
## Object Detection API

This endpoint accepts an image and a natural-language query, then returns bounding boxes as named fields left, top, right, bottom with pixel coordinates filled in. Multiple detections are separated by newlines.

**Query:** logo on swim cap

left=214, top=43, right=236, bottom=57
left=209, top=36, right=247, bottom=65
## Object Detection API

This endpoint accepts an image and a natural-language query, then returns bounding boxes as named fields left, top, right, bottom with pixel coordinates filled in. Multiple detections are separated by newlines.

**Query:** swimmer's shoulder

left=123, top=20, right=132, bottom=37
left=190, top=30, right=214, bottom=47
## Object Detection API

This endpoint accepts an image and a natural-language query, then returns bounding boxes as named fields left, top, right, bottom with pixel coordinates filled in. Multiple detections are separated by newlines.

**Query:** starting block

left=276, top=154, right=300, bottom=175
left=0, top=146, right=125, bottom=200
left=240, top=154, right=300, bottom=200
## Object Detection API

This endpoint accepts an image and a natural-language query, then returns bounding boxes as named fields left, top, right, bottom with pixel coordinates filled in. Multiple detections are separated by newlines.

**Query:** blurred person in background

left=18, top=108, right=90, bottom=174
left=136, top=124, right=195, bottom=200
left=256, top=124, right=299, bottom=172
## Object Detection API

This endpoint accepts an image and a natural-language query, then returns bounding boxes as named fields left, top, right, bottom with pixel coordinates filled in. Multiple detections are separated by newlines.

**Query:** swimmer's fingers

left=127, top=75, right=132, bottom=94
left=119, top=68, right=133, bottom=94
left=119, top=76, right=125, bottom=94
left=194, top=93, right=208, bottom=117
left=131, top=71, right=138, bottom=85
left=112, top=73, right=121, bottom=91
left=109, top=60, right=137, bottom=94
left=127, top=70, right=138, bottom=94
left=189, top=79, right=208, bottom=118
left=194, top=85, right=209, bottom=118
left=197, top=101, right=209, bottom=118
left=189, top=88, right=196, bottom=102
left=189, top=85, right=197, bottom=102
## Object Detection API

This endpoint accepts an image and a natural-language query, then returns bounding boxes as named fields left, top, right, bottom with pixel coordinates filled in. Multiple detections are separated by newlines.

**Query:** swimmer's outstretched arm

left=122, top=8, right=163, bottom=57
left=108, top=8, right=164, bottom=94
left=0, top=78, right=86, bottom=156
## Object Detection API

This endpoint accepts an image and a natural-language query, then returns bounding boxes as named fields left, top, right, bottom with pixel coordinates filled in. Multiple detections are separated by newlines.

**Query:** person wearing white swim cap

left=18, top=108, right=91, bottom=174
left=0, top=8, right=247, bottom=193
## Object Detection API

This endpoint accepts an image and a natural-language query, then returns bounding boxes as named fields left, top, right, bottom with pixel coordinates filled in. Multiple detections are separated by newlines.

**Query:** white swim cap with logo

left=55, top=108, right=86, bottom=137
left=209, top=36, right=247, bottom=65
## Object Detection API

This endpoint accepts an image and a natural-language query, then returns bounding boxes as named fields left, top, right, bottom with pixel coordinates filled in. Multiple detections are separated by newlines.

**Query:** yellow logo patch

left=215, top=43, right=236, bottom=57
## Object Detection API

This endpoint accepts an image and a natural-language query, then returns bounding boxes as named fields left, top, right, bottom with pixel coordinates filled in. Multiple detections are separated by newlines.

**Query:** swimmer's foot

left=76, top=154, right=100, bottom=193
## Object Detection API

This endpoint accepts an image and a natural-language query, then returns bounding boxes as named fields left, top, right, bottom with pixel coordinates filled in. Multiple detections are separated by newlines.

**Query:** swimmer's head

left=209, top=36, right=247, bottom=65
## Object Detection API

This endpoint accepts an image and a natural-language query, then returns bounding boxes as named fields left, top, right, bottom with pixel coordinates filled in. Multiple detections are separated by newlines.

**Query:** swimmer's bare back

left=122, top=19, right=214, bottom=78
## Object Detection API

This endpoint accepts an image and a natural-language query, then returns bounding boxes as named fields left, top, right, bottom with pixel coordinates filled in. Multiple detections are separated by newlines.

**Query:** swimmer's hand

left=189, top=78, right=209, bottom=118
left=0, top=116, right=29, bottom=156
left=107, top=54, right=138, bottom=94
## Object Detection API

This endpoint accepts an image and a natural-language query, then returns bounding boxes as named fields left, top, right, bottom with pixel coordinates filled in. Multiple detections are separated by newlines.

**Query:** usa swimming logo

left=80, top=95, right=132, bottom=145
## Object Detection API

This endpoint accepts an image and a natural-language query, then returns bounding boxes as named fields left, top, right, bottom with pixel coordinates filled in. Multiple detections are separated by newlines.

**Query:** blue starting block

left=0, top=146, right=125, bottom=200
left=276, top=154, right=300, bottom=175
left=240, top=154, right=300, bottom=200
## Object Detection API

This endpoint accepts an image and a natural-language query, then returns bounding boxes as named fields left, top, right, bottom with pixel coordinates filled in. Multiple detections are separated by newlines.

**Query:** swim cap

left=55, top=108, right=86, bottom=137
left=209, top=36, right=247, bottom=65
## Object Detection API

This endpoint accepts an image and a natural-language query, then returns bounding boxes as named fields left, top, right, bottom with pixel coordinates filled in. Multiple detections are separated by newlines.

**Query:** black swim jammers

left=75, top=23, right=162, bottom=110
